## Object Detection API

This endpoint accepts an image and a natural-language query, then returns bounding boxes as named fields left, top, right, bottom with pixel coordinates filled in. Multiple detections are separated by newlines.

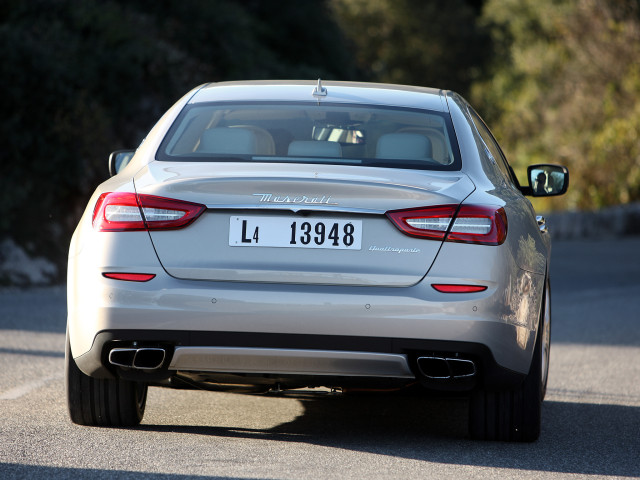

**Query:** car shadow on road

left=138, top=393, right=640, bottom=478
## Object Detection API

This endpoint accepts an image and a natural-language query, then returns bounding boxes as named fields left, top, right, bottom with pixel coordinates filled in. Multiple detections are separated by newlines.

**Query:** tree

left=473, top=0, right=640, bottom=210
left=0, top=0, right=356, bottom=277
left=330, top=0, right=492, bottom=95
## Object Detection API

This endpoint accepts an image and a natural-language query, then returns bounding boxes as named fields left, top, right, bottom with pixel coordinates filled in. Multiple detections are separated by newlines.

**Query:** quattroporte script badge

left=369, top=245, right=421, bottom=254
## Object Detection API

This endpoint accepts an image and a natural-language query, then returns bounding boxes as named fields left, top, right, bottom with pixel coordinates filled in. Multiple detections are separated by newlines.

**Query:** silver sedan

left=66, top=80, right=568, bottom=442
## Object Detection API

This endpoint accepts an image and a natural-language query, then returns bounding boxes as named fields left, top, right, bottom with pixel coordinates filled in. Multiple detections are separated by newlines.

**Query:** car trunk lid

left=134, top=161, right=475, bottom=286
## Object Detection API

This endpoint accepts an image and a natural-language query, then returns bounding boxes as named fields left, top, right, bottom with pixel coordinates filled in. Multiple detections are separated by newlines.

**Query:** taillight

left=386, top=204, right=507, bottom=246
left=93, top=192, right=206, bottom=232
left=448, top=205, right=507, bottom=245
left=386, top=205, right=457, bottom=241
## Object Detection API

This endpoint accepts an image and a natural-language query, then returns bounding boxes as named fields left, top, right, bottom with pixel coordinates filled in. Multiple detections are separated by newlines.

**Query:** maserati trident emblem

left=253, top=193, right=338, bottom=206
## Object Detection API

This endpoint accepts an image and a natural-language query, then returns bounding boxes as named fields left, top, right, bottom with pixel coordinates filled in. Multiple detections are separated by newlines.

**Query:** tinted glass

left=157, top=102, right=461, bottom=171
left=469, top=109, right=517, bottom=187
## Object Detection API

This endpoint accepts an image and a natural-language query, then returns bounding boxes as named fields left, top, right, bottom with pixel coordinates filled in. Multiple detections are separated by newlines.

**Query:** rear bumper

left=75, top=328, right=526, bottom=391
left=70, top=271, right=541, bottom=368
left=69, top=239, right=544, bottom=390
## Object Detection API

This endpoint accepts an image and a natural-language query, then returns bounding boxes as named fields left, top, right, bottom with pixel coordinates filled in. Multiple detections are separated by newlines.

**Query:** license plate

left=229, top=216, right=362, bottom=250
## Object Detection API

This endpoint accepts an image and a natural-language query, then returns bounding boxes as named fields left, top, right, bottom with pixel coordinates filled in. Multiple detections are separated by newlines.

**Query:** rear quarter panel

left=446, top=93, right=548, bottom=367
left=67, top=179, right=165, bottom=359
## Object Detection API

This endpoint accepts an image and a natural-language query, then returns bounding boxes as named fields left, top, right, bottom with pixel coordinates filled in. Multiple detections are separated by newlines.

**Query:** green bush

left=472, top=0, right=640, bottom=212
left=0, top=0, right=356, bottom=278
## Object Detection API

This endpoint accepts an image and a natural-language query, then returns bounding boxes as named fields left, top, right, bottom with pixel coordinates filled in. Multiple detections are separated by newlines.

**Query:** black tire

left=65, top=330, right=147, bottom=426
left=468, top=279, right=550, bottom=442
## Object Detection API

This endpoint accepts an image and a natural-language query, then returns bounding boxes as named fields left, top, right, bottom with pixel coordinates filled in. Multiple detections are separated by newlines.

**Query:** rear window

left=156, top=102, right=461, bottom=171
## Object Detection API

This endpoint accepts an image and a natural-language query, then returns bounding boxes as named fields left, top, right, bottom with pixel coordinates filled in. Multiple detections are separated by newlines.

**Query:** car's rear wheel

left=65, top=330, right=147, bottom=426
left=468, top=278, right=550, bottom=442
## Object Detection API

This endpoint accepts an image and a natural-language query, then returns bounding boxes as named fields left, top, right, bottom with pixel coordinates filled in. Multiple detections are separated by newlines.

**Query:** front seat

left=375, top=133, right=434, bottom=161
left=198, top=128, right=259, bottom=155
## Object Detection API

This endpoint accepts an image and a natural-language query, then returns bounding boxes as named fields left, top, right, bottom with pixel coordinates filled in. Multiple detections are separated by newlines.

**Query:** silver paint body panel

left=135, top=163, right=475, bottom=286
left=68, top=81, right=550, bottom=381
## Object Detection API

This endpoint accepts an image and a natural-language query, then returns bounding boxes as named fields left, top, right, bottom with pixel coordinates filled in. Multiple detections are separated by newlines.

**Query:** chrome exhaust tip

left=417, top=356, right=450, bottom=379
left=417, top=356, right=476, bottom=379
left=133, top=348, right=166, bottom=370
left=109, top=348, right=137, bottom=368
left=446, top=358, right=476, bottom=378
left=108, top=347, right=166, bottom=370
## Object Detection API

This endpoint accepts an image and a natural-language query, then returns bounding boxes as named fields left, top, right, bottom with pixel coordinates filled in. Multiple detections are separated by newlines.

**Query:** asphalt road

left=1, top=238, right=639, bottom=479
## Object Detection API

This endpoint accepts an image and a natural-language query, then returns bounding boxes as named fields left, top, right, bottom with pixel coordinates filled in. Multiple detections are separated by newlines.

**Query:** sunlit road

left=1, top=239, right=639, bottom=479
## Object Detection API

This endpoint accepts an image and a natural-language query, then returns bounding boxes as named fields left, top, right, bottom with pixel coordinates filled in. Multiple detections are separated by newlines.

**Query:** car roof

left=190, top=80, right=449, bottom=112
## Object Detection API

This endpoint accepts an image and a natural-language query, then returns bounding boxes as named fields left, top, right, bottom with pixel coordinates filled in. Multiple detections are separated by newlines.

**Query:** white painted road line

left=0, top=372, right=63, bottom=400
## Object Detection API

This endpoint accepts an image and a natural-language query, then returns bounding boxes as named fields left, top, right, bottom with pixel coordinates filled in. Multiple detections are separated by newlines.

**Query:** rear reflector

left=386, top=204, right=507, bottom=245
left=103, top=273, right=156, bottom=282
left=432, top=284, right=488, bottom=293
left=93, top=192, right=206, bottom=232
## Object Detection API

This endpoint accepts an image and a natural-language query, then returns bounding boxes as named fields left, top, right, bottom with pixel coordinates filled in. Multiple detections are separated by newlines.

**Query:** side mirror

left=108, top=150, right=135, bottom=177
left=526, top=164, right=569, bottom=197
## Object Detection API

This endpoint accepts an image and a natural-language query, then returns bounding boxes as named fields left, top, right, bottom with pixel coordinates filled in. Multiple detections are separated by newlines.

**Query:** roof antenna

left=312, top=78, right=327, bottom=97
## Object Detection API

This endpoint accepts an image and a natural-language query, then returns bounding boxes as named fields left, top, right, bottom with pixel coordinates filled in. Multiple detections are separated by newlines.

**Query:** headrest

left=199, top=128, right=258, bottom=154
left=288, top=140, right=342, bottom=157
left=376, top=133, right=433, bottom=160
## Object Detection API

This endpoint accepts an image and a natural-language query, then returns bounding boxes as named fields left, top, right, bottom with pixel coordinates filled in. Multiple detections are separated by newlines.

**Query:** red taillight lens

left=386, top=205, right=458, bottom=241
left=103, top=273, right=156, bottom=282
left=138, top=194, right=206, bottom=230
left=432, top=284, right=488, bottom=293
left=93, top=192, right=145, bottom=231
left=386, top=204, right=507, bottom=246
left=93, top=192, right=206, bottom=232
left=447, top=205, right=507, bottom=246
